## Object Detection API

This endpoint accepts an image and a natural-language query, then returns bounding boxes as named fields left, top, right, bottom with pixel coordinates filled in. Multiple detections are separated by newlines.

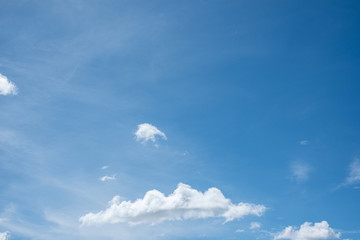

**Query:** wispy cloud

left=79, top=183, right=266, bottom=225
left=101, top=166, right=108, bottom=170
left=236, top=229, right=245, bottom=233
left=100, top=175, right=116, bottom=182
left=346, top=159, right=360, bottom=185
left=0, top=73, right=17, bottom=96
left=250, top=222, right=261, bottom=229
left=274, top=221, right=340, bottom=240
left=0, top=232, right=9, bottom=240
left=290, top=162, right=311, bottom=182
left=135, top=123, right=167, bottom=143
left=299, top=140, right=309, bottom=145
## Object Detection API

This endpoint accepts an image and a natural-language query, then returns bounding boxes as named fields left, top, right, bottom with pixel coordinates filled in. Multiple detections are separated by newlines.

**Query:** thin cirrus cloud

left=0, top=73, right=18, bottom=96
left=0, top=232, right=9, bottom=240
left=100, top=175, right=116, bottom=182
left=79, top=183, right=266, bottom=226
left=346, top=158, right=360, bottom=185
left=135, top=123, right=167, bottom=143
left=250, top=221, right=261, bottom=229
left=291, top=162, right=311, bottom=182
left=299, top=140, right=309, bottom=145
left=274, top=221, right=340, bottom=240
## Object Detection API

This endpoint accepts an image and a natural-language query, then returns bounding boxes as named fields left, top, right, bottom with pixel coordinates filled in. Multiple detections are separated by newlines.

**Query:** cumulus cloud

left=0, top=232, right=9, bottom=240
left=250, top=221, right=261, bottom=229
left=79, top=183, right=266, bottom=225
left=274, top=221, right=340, bottom=240
left=291, top=162, right=311, bottom=182
left=135, top=123, right=167, bottom=143
left=346, top=159, right=360, bottom=185
left=0, top=73, right=17, bottom=96
left=100, top=175, right=116, bottom=182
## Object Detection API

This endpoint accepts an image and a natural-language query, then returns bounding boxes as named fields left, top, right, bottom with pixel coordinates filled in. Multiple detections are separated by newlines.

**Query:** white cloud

left=79, top=183, right=266, bottom=225
left=299, top=140, right=309, bottom=145
left=100, top=175, right=116, bottom=182
left=0, top=73, right=17, bottom=96
left=274, top=221, right=340, bottom=240
left=0, top=232, right=9, bottom=240
left=250, top=221, right=261, bottom=229
left=346, top=159, right=360, bottom=185
left=236, top=229, right=245, bottom=233
left=101, top=165, right=108, bottom=170
left=135, top=123, right=167, bottom=143
left=291, top=162, right=311, bottom=182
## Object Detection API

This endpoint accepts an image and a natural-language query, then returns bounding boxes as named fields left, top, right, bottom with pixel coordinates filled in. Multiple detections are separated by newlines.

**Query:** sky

left=0, top=1, right=360, bottom=240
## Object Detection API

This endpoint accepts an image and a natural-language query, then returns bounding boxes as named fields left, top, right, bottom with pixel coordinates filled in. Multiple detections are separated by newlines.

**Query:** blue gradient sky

left=0, top=1, right=360, bottom=240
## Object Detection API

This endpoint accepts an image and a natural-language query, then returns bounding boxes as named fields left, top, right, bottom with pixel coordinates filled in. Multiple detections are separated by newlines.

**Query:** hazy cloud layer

left=135, top=123, right=167, bottom=143
left=80, top=183, right=266, bottom=225
left=0, top=73, right=17, bottom=96
left=274, top=221, right=340, bottom=240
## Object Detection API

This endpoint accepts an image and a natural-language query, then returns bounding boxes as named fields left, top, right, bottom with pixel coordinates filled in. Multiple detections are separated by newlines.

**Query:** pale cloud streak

left=291, top=162, right=311, bottom=182
left=0, top=73, right=17, bottom=96
left=274, top=221, right=340, bottom=240
left=100, top=175, right=116, bottom=182
left=250, top=221, right=261, bottom=229
left=135, top=123, right=167, bottom=143
left=346, top=159, right=360, bottom=185
left=299, top=140, right=309, bottom=145
left=79, top=183, right=266, bottom=225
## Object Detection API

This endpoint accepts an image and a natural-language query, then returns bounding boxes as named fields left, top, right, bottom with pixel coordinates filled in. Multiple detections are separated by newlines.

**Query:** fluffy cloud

left=79, top=183, right=266, bottom=225
left=0, top=232, right=9, bottom=240
left=250, top=221, right=261, bottom=229
left=291, top=162, right=311, bottom=182
left=0, top=73, right=17, bottom=96
left=100, top=175, right=116, bottom=182
left=346, top=159, right=360, bottom=185
left=274, top=221, right=340, bottom=240
left=135, top=123, right=167, bottom=143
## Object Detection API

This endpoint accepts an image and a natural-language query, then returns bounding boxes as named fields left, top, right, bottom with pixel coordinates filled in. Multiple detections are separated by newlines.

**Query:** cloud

left=299, top=140, right=309, bottom=145
left=0, top=73, right=18, bottom=96
left=100, top=175, right=116, bottom=182
left=79, top=183, right=266, bottom=225
left=135, top=123, right=167, bottom=143
left=274, top=221, right=340, bottom=240
left=0, top=232, right=9, bottom=240
left=250, top=222, right=261, bottom=229
left=346, top=159, right=360, bottom=185
left=291, top=162, right=311, bottom=182
left=236, top=229, right=245, bottom=233
left=101, top=165, right=108, bottom=170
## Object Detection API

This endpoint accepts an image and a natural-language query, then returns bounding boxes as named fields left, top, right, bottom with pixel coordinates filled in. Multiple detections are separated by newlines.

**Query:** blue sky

left=0, top=1, right=360, bottom=239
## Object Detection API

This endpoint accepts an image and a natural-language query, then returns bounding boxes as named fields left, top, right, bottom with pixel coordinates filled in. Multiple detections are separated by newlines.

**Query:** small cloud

left=291, top=162, right=311, bottom=182
left=79, top=183, right=266, bottom=226
left=250, top=222, right=261, bottom=229
left=101, top=165, right=108, bottom=170
left=299, top=140, right=309, bottom=145
left=274, top=221, right=340, bottom=240
left=135, top=123, right=167, bottom=143
left=236, top=229, right=245, bottom=233
left=0, top=73, right=18, bottom=96
left=346, top=159, right=360, bottom=185
left=100, top=175, right=116, bottom=182
left=0, top=232, right=10, bottom=240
